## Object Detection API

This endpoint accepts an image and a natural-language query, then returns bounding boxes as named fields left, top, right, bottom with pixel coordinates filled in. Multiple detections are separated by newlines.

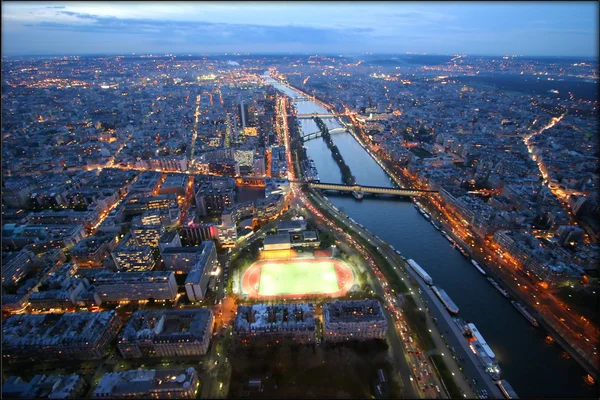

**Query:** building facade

left=322, top=300, right=388, bottom=342
left=118, top=309, right=214, bottom=358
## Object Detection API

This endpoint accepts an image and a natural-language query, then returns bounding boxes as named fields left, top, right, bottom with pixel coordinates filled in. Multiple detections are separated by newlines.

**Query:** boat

left=442, top=231, right=455, bottom=244
left=511, top=301, right=539, bottom=327
left=463, top=322, right=501, bottom=379
left=423, top=213, right=431, bottom=221
left=471, top=260, right=486, bottom=275
left=431, top=221, right=440, bottom=230
left=406, top=259, right=433, bottom=285
left=584, top=374, right=595, bottom=386
left=497, top=380, right=519, bottom=399
left=432, top=286, right=460, bottom=314
left=487, top=277, right=510, bottom=298
left=458, top=246, right=470, bottom=258
left=352, top=191, right=364, bottom=200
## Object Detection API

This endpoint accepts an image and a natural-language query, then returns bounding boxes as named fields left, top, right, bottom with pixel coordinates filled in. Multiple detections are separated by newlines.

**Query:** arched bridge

left=306, top=182, right=437, bottom=197
left=295, top=114, right=340, bottom=120
left=301, top=127, right=347, bottom=142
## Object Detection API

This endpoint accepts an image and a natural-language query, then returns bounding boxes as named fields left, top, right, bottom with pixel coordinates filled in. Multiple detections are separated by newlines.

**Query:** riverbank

left=335, top=93, right=600, bottom=382
left=269, top=76, right=597, bottom=398
left=313, top=116, right=355, bottom=185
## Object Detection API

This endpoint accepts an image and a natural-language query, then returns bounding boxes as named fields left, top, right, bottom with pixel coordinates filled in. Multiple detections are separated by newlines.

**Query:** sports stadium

left=240, top=258, right=355, bottom=300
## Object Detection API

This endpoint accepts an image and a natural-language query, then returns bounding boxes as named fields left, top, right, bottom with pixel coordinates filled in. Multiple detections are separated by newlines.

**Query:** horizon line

left=2, top=52, right=597, bottom=59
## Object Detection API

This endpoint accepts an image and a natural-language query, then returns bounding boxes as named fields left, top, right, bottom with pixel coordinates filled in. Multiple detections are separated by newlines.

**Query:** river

left=267, top=75, right=596, bottom=399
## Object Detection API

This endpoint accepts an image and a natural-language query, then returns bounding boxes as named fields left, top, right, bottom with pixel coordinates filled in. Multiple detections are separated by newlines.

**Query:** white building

left=89, top=271, right=178, bottom=302
left=93, top=368, right=199, bottom=399
left=233, top=303, right=316, bottom=346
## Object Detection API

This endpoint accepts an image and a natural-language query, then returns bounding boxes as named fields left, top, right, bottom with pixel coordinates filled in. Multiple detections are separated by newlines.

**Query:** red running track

left=241, top=258, right=355, bottom=300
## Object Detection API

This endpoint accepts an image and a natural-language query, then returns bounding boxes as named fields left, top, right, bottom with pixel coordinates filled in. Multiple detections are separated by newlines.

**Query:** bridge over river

left=302, top=181, right=438, bottom=197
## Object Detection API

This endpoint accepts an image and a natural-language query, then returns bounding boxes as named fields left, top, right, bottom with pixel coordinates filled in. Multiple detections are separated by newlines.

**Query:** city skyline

left=2, top=1, right=598, bottom=57
left=2, top=2, right=599, bottom=399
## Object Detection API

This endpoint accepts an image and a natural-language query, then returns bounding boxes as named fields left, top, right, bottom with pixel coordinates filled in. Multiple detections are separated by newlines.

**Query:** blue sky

left=2, top=1, right=598, bottom=57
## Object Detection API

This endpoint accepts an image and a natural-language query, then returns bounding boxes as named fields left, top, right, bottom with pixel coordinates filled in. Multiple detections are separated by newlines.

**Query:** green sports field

left=258, top=261, right=339, bottom=296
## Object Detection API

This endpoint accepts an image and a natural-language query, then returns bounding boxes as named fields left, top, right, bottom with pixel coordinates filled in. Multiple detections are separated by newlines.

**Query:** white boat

left=432, top=286, right=459, bottom=314
left=407, top=259, right=433, bottom=285
left=471, top=260, right=486, bottom=275
left=487, top=277, right=509, bottom=298
left=497, top=380, right=519, bottom=399
left=512, top=301, right=539, bottom=327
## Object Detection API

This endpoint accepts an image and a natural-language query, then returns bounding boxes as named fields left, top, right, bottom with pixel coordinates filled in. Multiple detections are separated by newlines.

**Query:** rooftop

left=94, top=368, right=197, bottom=397
left=234, top=303, right=315, bottom=333
left=323, top=299, right=386, bottom=324
left=2, top=311, right=118, bottom=349
left=118, top=309, right=212, bottom=344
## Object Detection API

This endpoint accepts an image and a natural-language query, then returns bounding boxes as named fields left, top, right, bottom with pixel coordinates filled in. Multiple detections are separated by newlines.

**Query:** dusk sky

left=2, top=1, right=598, bottom=57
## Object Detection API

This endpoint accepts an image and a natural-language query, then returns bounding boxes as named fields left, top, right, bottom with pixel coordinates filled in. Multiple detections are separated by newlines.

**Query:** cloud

left=46, top=6, right=66, bottom=9
left=56, top=10, right=100, bottom=20
left=19, top=11, right=371, bottom=48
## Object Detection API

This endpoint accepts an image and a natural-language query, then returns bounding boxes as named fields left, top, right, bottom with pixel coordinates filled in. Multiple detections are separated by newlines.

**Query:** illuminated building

left=2, top=223, right=86, bottom=251
left=88, top=271, right=178, bottom=302
left=117, top=309, right=214, bottom=358
left=233, top=303, right=316, bottom=346
left=182, top=223, right=217, bottom=245
left=158, top=174, right=188, bottom=197
left=323, top=300, right=388, bottom=342
left=71, top=234, right=118, bottom=268
left=493, top=230, right=583, bottom=285
left=93, top=368, right=199, bottom=399
left=194, top=181, right=235, bottom=216
left=136, top=156, right=187, bottom=172
left=216, top=224, right=237, bottom=247
left=184, top=241, right=218, bottom=301
left=124, top=194, right=178, bottom=216
left=263, top=234, right=291, bottom=251
left=2, top=374, right=87, bottom=399
left=2, top=311, right=121, bottom=361
left=131, top=224, right=165, bottom=247
left=28, top=263, right=91, bottom=310
left=27, top=209, right=101, bottom=232
left=1, top=249, right=42, bottom=286
left=129, top=171, right=163, bottom=197
left=140, top=207, right=180, bottom=227
left=207, top=160, right=240, bottom=177
left=111, top=233, right=156, bottom=271
left=221, top=201, right=255, bottom=227
left=256, top=193, right=284, bottom=221
left=161, top=244, right=214, bottom=274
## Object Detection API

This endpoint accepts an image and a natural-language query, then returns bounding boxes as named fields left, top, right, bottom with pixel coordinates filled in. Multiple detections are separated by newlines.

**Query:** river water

left=267, top=76, right=596, bottom=399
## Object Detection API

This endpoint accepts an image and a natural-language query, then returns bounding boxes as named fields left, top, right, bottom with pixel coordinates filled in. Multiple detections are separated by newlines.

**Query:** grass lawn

left=258, top=261, right=339, bottom=296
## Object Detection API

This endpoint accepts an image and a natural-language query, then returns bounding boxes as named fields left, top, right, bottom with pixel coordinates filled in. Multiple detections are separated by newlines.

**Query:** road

left=344, top=114, right=599, bottom=378
left=308, top=191, right=494, bottom=398
left=418, top=190, right=599, bottom=378
left=301, top=211, right=422, bottom=399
